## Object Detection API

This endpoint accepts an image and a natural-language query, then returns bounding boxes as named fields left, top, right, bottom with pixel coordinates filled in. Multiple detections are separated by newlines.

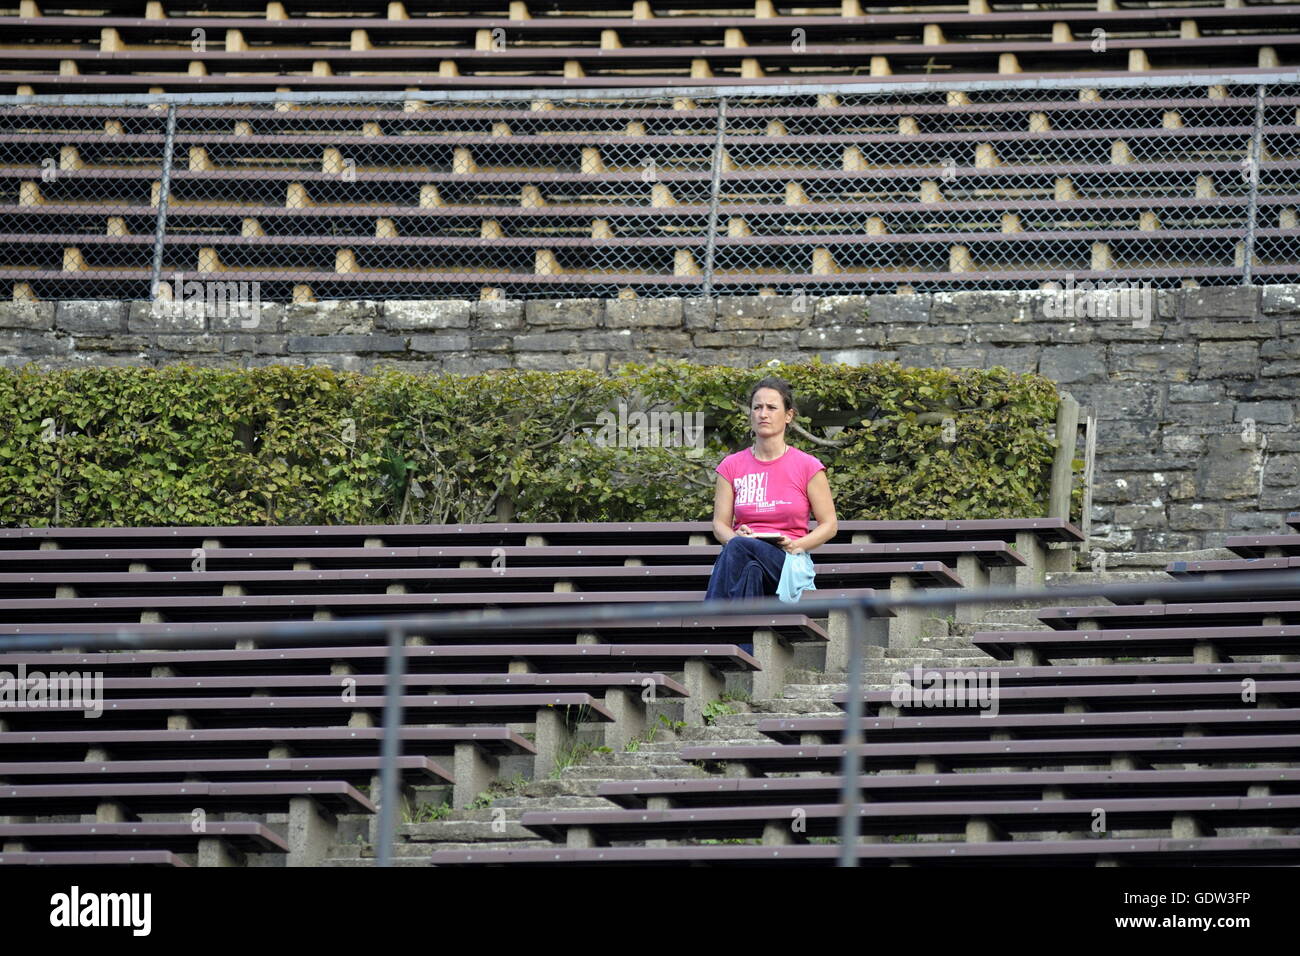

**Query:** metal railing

left=4, top=566, right=1300, bottom=867
left=1, top=72, right=1296, bottom=302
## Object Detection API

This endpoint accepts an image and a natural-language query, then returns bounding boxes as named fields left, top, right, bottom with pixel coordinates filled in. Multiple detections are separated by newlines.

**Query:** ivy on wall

left=0, top=359, right=1065, bottom=528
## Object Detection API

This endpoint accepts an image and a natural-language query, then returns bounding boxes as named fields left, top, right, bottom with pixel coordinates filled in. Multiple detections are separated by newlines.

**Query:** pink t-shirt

left=715, top=445, right=826, bottom=543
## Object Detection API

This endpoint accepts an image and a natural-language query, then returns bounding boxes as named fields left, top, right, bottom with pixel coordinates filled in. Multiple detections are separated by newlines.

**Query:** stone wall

left=1, top=284, right=1296, bottom=551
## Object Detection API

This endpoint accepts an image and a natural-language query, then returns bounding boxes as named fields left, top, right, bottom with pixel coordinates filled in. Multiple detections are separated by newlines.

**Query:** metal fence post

left=837, top=601, right=869, bottom=867
left=1241, top=83, right=1266, bottom=286
left=148, top=104, right=177, bottom=300
left=702, top=97, right=727, bottom=298
left=376, top=623, right=407, bottom=868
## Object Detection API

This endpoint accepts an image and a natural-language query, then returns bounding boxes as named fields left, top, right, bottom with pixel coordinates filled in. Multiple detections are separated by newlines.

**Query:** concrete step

left=951, top=622, right=1047, bottom=636
left=971, top=608, right=1043, bottom=625
left=1090, top=549, right=1234, bottom=570
left=400, top=819, right=536, bottom=842
left=485, top=795, right=619, bottom=810
left=558, top=764, right=713, bottom=781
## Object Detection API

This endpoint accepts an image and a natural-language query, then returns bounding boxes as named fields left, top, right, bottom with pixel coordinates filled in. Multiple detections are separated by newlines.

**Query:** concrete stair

left=321, top=559, right=1239, bottom=865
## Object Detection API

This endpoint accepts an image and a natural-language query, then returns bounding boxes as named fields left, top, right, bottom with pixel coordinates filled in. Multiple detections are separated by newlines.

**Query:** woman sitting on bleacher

left=704, top=376, right=838, bottom=603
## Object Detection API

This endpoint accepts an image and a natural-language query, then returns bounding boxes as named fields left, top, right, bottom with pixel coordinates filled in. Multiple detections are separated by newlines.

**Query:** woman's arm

left=787, top=470, right=838, bottom=553
left=712, top=475, right=750, bottom=544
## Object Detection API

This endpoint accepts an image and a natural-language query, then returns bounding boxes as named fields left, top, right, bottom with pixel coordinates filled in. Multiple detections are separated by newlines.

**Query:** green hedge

left=0, top=360, right=1069, bottom=528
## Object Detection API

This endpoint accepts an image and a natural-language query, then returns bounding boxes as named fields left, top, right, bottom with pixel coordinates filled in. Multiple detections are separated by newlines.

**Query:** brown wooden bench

left=518, top=793, right=1300, bottom=846
left=0, top=821, right=287, bottom=868
left=1226, top=535, right=1300, bottom=559
left=0, top=849, right=189, bottom=866
left=1036, top=600, right=1300, bottom=631
left=0, top=539, right=1025, bottom=573
left=972, top=624, right=1300, bottom=665
left=682, top=733, right=1300, bottom=775
left=759, top=706, right=1300, bottom=744
left=426, top=835, right=1300, bottom=866
left=599, top=766, right=1300, bottom=809
left=0, top=779, right=373, bottom=865
left=845, top=680, right=1300, bottom=716
left=0, top=690, right=612, bottom=781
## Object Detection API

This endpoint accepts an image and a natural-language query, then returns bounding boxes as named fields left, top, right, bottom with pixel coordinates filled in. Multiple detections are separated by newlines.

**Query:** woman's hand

left=736, top=525, right=754, bottom=536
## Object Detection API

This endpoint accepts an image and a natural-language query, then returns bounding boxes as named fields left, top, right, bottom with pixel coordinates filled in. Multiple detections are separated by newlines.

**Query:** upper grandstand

left=0, top=1, right=1294, bottom=93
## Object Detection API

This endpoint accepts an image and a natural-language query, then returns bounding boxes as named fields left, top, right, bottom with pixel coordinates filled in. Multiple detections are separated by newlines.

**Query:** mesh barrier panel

left=0, top=79, right=1296, bottom=301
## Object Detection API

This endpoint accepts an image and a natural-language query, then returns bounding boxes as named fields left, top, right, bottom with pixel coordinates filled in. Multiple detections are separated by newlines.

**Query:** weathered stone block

left=1196, top=433, right=1265, bottom=499
left=1184, top=286, right=1257, bottom=318
left=604, top=298, right=684, bottom=328
left=287, top=334, right=406, bottom=353
left=155, top=334, right=222, bottom=353
left=797, top=327, right=885, bottom=348
left=127, top=299, right=205, bottom=332
left=1038, top=346, right=1107, bottom=384
left=1261, top=284, right=1300, bottom=314
left=381, top=300, right=472, bottom=330
left=473, top=300, right=524, bottom=331
left=410, top=334, right=472, bottom=353
left=1197, top=340, right=1259, bottom=379
left=525, top=299, right=602, bottom=329
left=281, top=300, right=378, bottom=335
left=694, top=331, right=760, bottom=348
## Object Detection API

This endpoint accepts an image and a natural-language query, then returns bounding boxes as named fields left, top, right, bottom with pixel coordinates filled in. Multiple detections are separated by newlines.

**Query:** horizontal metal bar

left=2, top=71, right=1296, bottom=109
left=2, top=568, right=1299, bottom=655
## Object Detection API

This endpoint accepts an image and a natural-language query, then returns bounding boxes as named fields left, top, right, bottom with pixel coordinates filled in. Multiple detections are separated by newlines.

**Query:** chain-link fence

left=2, top=74, right=1296, bottom=302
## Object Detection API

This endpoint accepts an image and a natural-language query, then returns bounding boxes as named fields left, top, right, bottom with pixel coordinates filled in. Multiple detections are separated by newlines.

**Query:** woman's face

left=751, top=387, right=793, bottom=438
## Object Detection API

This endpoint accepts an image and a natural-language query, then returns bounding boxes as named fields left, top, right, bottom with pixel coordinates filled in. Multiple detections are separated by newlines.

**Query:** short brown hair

left=747, top=376, right=797, bottom=417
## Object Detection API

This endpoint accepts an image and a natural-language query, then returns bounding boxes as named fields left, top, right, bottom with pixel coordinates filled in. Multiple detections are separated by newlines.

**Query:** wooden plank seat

left=0, top=780, right=372, bottom=865
left=3, top=62, right=1284, bottom=93
left=3, top=643, right=759, bottom=677
left=0, top=754, right=448, bottom=788
left=682, top=734, right=1300, bottom=774
left=1168, top=557, right=1298, bottom=577
left=427, top=835, right=1300, bottom=867
left=973, top=624, right=1300, bottom=664
left=1, top=32, right=1290, bottom=86
left=0, top=558, right=964, bottom=597
left=0, top=592, right=870, bottom=698
left=841, top=680, right=1300, bottom=716
left=0, top=726, right=529, bottom=761
left=599, top=767, right=1300, bottom=810
left=44, top=671, right=687, bottom=755
left=0, top=689, right=613, bottom=784
left=758, top=706, right=1300, bottom=744
left=0, top=539, right=1026, bottom=572
left=0, top=616, right=822, bottom=647
left=0, top=616, right=822, bottom=702
left=1036, top=600, right=1300, bottom=631
left=0, top=821, right=287, bottom=867
left=10, top=6, right=1295, bottom=49
left=518, top=793, right=1300, bottom=845
left=0, top=779, right=372, bottom=815
left=1226, top=535, right=1300, bottom=559
left=877, top=660, right=1300, bottom=687
left=0, top=519, right=1079, bottom=554
left=0, top=849, right=188, bottom=866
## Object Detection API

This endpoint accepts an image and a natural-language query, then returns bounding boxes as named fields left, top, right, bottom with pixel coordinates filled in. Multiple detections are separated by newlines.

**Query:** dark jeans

left=704, top=536, right=786, bottom=654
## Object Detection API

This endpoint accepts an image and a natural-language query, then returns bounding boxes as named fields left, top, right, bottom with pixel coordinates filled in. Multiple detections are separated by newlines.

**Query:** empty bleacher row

left=4, top=82, right=1298, bottom=301
left=0, top=517, right=1078, bottom=866
left=423, top=509, right=1300, bottom=865
left=1, top=2, right=1296, bottom=93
